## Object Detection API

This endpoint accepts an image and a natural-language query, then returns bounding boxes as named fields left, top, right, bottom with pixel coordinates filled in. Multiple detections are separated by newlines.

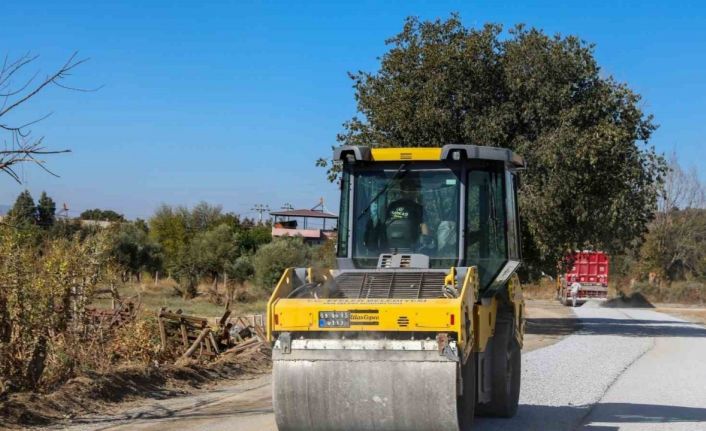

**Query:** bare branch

left=0, top=53, right=38, bottom=87
left=0, top=70, right=38, bottom=97
left=0, top=112, right=53, bottom=131
left=0, top=52, right=88, bottom=118
left=0, top=51, right=94, bottom=183
left=53, top=80, right=104, bottom=92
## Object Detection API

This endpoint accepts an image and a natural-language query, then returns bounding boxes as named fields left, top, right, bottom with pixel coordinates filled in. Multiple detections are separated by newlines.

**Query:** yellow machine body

left=267, top=266, right=524, bottom=356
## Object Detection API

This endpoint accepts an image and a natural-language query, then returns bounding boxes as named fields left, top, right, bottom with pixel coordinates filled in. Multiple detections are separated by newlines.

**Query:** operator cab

left=335, top=145, right=524, bottom=291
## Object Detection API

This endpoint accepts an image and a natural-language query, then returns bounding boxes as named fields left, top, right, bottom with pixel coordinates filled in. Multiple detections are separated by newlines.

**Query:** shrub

left=228, top=256, right=255, bottom=285
left=253, top=238, right=308, bottom=290
left=0, top=227, right=110, bottom=390
left=308, top=239, right=337, bottom=269
left=110, top=317, right=163, bottom=365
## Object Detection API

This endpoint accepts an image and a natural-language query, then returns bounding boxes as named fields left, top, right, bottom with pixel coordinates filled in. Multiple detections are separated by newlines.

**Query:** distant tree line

left=4, top=191, right=335, bottom=302
left=80, top=208, right=125, bottom=222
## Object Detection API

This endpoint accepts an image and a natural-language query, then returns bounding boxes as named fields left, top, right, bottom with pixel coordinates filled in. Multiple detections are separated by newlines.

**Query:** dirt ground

left=655, top=304, right=706, bottom=325
left=0, top=347, right=271, bottom=429
left=523, top=299, right=578, bottom=351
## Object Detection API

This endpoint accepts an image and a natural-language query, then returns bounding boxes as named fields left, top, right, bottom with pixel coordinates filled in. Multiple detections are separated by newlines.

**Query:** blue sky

left=1, top=0, right=704, bottom=219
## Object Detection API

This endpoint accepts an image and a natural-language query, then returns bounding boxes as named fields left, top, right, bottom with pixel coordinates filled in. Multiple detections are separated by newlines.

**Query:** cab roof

left=333, top=144, right=525, bottom=169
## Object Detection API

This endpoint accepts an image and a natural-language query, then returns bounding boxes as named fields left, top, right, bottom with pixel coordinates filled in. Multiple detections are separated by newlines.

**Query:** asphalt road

left=56, top=306, right=706, bottom=431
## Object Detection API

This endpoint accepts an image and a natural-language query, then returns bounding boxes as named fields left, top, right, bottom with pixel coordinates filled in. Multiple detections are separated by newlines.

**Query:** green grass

left=92, top=280, right=268, bottom=319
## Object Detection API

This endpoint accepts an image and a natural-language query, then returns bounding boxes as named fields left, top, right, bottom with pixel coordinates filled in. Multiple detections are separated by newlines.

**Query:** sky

left=1, top=0, right=704, bottom=219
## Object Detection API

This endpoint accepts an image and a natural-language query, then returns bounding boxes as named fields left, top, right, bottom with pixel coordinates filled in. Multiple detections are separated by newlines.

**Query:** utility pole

left=281, top=203, right=294, bottom=222
left=60, top=202, right=70, bottom=219
left=251, top=204, right=271, bottom=224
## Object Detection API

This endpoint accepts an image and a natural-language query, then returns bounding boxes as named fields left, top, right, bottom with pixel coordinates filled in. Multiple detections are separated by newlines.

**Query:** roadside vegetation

left=0, top=190, right=334, bottom=401
left=611, top=155, right=706, bottom=304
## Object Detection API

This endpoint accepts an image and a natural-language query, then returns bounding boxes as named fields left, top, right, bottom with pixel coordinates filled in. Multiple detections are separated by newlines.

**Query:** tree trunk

left=212, top=274, right=218, bottom=293
left=26, top=335, right=47, bottom=389
left=0, top=296, right=10, bottom=343
left=224, top=269, right=230, bottom=302
left=110, top=281, right=121, bottom=309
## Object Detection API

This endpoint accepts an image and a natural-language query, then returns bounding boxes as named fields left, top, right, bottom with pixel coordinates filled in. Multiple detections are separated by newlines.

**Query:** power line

left=251, top=204, right=271, bottom=224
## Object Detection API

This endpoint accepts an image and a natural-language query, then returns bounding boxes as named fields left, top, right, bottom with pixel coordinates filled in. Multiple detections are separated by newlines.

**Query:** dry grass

left=522, top=277, right=558, bottom=300
left=655, top=307, right=706, bottom=325
left=612, top=278, right=706, bottom=306
left=92, top=280, right=268, bottom=319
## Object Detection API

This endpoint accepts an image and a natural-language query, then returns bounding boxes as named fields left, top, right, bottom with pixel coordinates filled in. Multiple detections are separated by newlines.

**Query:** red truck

left=557, top=251, right=609, bottom=306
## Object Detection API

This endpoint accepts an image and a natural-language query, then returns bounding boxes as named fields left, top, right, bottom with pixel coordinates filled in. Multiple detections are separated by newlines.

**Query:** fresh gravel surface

left=477, top=306, right=706, bottom=431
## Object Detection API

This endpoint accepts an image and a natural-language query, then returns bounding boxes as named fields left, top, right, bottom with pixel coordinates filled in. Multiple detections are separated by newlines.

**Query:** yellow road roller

left=267, top=145, right=526, bottom=431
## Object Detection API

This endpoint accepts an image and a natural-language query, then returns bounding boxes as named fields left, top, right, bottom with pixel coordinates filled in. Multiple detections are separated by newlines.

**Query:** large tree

left=333, top=15, right=667, bottom=275
left=189, top=223, right=239, bottom=288
left=110, top=222, right=163, bottom=281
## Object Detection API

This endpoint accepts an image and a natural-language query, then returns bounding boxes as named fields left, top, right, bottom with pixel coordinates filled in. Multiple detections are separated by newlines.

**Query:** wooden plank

left=158, top=317, right=167, bottom=350
left=181, top=327, right=211, bottom=359
left=159, top=310, right=208, bottom=325
left=219, top=309, right=231, bottom=327
left=180, top=321, right=189, bottom=348
left=222, top=337, right=260, bottom=355
left=209, top=332, right=221, bottom=355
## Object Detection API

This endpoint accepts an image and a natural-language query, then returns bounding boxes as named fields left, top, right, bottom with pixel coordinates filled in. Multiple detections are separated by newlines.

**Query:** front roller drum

left=273, top=340, right=468, bottom=431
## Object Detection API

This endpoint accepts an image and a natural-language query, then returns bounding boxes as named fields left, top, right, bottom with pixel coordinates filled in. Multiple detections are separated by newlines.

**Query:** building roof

left=269, top=209, right=338, bottom=219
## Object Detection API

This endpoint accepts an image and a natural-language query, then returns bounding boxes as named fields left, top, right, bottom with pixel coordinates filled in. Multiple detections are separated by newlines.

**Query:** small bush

left=308, top=239, right=336, bottom=269
left=228, top=256, right=255, bottom=285
left=110, top=317, right=164, bottom=365
left=253, top=238, right=308, bottom=290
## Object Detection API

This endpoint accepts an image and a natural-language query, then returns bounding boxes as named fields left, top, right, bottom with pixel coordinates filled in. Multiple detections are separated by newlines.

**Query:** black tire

left=476, top=312, right=521, bottom=418
left=457, top=356, right=476, bottom=431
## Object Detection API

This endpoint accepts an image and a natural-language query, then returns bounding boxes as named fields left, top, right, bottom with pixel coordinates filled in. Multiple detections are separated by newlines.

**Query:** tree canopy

left=334, top=15, right=667, bottom=275
left=109, top=222, right=163, bottom=280
left=80, top=208, right=125, bottom=222
left=253, top=237, right=309, bottom=289
left=7, top=190, right=37, bottom=226
left=37, top=192, right=56, bottom=228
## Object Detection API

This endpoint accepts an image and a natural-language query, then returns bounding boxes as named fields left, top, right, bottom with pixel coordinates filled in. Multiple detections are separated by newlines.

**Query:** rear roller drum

left=457, top=357, right=476, bottom=431
left=476, top=311, right=521, bottom=418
